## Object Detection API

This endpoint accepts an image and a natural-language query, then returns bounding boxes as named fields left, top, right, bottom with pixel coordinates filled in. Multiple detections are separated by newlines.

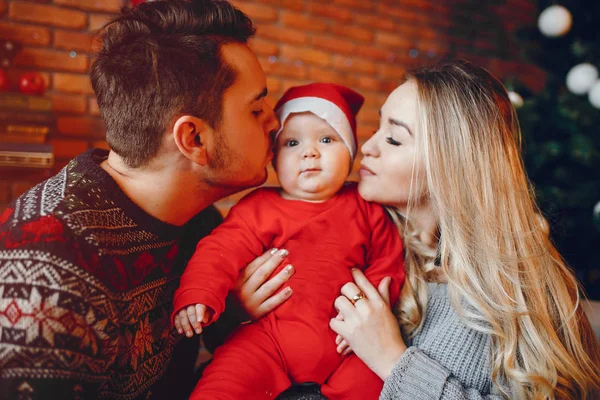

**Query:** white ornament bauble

left=594, top=201, right=600, bottom=217
left=538, top=5, right=572, bottom=37
left=588, top=81, right=600, bottom=109
left=508, top=91, right=524, bottom=108
left=566, top=63, right=598, bottom=95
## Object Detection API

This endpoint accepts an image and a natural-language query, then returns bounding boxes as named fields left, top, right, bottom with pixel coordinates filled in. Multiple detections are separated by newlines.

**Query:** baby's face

left=274, top=112, right=351, bottom=202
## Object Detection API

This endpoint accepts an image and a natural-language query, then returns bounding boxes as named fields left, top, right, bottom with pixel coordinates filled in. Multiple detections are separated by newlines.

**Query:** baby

left=173, top=83, right=405, bottom=399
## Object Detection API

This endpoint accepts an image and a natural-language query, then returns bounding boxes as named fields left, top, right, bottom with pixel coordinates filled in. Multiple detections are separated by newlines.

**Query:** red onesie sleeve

left=361, top=200, right=405, bottom=305
left=172, top=191, right=266, bottom=324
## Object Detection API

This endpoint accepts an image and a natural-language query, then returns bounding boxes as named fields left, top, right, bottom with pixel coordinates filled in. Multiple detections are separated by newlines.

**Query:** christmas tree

left=509, top=0, right=600, bottom=299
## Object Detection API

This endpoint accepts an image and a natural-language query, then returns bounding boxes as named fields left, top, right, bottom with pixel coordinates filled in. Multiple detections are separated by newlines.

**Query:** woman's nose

left=361, top=134, right=378, bottom=157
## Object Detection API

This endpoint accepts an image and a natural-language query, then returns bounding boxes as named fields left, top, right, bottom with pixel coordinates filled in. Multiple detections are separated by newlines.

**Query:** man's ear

left=172, top=115, right=211, bottom=166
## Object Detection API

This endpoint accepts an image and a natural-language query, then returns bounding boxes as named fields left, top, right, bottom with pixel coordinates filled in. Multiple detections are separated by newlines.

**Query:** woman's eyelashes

left=252, top=109, right=263, bottom=117
left=386, top=136, right=402, bottom=146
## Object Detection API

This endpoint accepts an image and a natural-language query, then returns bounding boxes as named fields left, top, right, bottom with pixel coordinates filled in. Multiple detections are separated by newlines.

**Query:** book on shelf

left=0, top=93, right=53, bottom=112
left=0, top=142, right=54, bottom=169
left=0, top=110, right=56, bottom=125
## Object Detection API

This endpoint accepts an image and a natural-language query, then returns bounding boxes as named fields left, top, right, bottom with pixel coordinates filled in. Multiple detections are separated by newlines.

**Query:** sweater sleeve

left=172, top=192, right=267, bottom=323
left=0, top=213, right=118, bottom=399
left=380, top=347, right=504, bottom=400
left=364, top=203, right=405, bottom=303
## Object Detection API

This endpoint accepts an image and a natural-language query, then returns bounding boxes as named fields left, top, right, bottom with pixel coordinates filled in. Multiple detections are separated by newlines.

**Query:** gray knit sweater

left=379, top=282, right=503, bottom=400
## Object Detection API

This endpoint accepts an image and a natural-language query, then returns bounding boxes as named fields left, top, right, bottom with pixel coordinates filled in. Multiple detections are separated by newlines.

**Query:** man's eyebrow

left=249, top=87, right=268, bottom=104
left=378, top=109, right=413, bottom=136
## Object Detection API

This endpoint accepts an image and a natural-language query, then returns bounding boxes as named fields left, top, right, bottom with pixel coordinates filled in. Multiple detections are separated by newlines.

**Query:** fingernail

left=270, top=248, right=278, bottom=255
left=177, top=328, right=182, bottom=334
left=195, top=329, right=201, bottom=334
left=284, top=264, right=294, bottom=274
left=278, top=249, right=288, bottom=258
left=284, top=287, right=293, bottom=296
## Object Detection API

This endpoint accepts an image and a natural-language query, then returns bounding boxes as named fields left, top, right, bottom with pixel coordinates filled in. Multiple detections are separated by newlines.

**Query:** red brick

left=329, top=24, right=373, bottom=43
left=281, top=79, right=309, bottom=92
left=353, top=14, right=395, bottom=32
left=91, top=140, right=109, bottom=150
left=9, top=2, right=87, bottom=29
left=376, top=32, right=414, bottom=49
left=281, top=45, right=330, bottom=67
left=379, top=64, right=406, bottom=80
left=88, top=97, right=100, bottom=116
left=332, top=0, right=374, bottom=11
left=49, top=138, right=89, bottom=158
left=357, top=108, right=380, bottom=125
left=54, top=30, right=95, bottom=52
left=266, top=77, right=281, bottom=94
left=361, top=91, right=387, bottom=110
left=88, top=13, right=112, bottom=32
left=14, top=48, right=88, bottom=73
left=348, top=75, right=382, bottom=92
left=256, top=24, right=307, bottom=45
left=54, top=0, right=122, bottom=13
left=234, top=2, right=278, bottom=23
left=355, top=45, right=395, bottom=63
left=249, top=38, right=279, bottom=57
left=249, top=0, right=303, bottom=11
left=307, top=3, right=353, bottom=23
left=51, top=93, right=87, bottom=114
left=0, top=22, right=50, bottom=46
left=308, top=66, right=348, bottom=85
left=282, top=11, right=328, bottom=32
left=259, top=57, right=307, bottom=80
left=310, top=35, right=355, bottom=55
left=333, top=55, right=377, bottom=74
left=357, top=125, right=379, bottom=140
left=53, top=73, right=94, bottom=95
left=377, top=4, right=432, bottom=24
left=57, top=116, right=105, bottom=138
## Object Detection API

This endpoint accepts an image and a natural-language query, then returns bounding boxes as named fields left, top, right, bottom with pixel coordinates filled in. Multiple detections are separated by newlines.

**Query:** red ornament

left=131, top=0, right=145, bottom=7
left=0, top=69, right=10, bottom=91
left=18, top=72, right=45, bottom=95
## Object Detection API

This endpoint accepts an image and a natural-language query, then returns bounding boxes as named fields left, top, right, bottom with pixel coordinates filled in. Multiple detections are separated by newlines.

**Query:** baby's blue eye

left=320, top=137, right=333, bottom=144
left=286, top=139, right=299, bottom=147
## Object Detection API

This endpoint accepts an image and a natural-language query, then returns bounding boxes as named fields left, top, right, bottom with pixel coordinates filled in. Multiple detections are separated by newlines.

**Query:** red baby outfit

left=173, top=183, right=405, bottom=399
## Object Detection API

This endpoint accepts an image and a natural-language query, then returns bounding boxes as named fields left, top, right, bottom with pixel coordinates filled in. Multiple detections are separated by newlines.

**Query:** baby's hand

left=174, top=304, right=208, bottom=337
left=334, top=313, right=353, bottom=356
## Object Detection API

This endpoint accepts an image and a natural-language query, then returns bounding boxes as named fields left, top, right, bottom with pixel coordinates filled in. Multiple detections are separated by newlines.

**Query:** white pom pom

left=538, top=5, right=572, bottom=37
left=566, top=63, right=599, bottom=95
left=508, top=91, right=524, bottom=108
left=588, top=81, right=600, bottom=109
left=595, top=201, right=600, bottom=217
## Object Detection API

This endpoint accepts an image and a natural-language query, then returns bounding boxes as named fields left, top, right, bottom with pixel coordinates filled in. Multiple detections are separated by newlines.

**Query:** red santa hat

left=274, top=83, right=365, bottom=160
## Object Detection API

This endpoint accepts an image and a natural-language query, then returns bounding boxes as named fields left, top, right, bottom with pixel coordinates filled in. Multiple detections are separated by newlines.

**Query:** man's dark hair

left=90, top=0, right=255, bottom=168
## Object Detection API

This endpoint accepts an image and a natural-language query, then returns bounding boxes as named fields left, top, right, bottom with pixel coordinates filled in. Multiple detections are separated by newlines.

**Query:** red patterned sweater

left=0, top=149, right=222, bottom=400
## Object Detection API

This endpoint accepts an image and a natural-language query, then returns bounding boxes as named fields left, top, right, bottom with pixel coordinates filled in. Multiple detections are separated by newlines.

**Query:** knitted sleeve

left=379, top=347, right=504, bottom=400
left=0, top=214, right=119, bottom=399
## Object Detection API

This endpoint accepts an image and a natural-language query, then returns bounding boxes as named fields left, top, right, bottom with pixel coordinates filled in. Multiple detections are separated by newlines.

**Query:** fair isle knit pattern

left=0, top=150, right=221, bottom=400
left=380, top=283, right=503, bottom=400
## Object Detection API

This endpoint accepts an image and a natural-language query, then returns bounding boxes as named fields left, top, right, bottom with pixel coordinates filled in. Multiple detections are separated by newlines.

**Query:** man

left=0, top=1, right=291, bottom=398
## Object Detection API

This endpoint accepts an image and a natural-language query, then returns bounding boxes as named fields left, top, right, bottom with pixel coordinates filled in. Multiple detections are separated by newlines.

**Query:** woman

left=233, top=60, right=600, bottom=399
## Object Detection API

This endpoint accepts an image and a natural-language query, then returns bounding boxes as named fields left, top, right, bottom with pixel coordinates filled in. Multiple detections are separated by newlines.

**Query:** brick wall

left=0, top=0, right=543, bottom=214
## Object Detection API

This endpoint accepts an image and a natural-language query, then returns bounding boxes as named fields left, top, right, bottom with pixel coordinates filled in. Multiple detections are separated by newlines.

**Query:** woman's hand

left=233, top=248, right=294, bottom=320
left=329, top=269, right=407, bottom=381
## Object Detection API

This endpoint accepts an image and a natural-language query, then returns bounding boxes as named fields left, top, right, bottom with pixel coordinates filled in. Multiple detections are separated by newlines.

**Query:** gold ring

left=350, top=291, right=365, bottom=305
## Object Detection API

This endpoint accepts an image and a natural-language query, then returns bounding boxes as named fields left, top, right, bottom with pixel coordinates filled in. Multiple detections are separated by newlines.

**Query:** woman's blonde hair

left=393, top=60, right=600, bottom=399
